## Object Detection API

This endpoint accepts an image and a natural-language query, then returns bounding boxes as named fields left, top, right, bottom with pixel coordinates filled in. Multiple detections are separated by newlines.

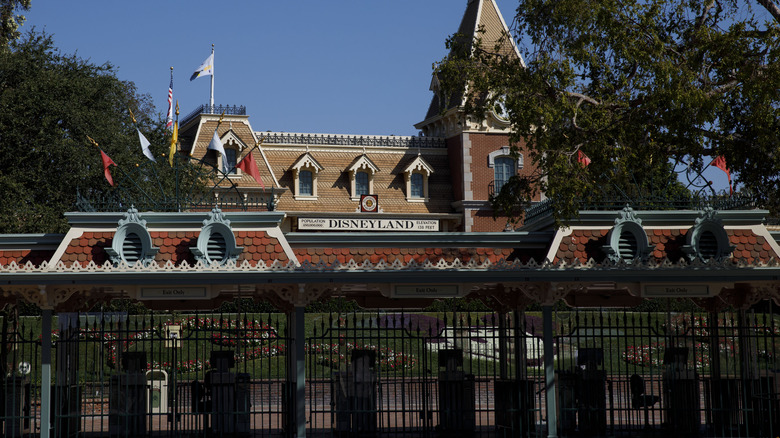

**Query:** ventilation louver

left=618, top=230, right=638, bottom=261
left=207, top=232, right=227, bottom=263
left=122, top=232, right=143, bottom=265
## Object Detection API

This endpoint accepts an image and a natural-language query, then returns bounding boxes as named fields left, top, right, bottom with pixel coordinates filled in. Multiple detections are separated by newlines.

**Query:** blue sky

left=24, top=0, right=519, bottom=136
left=23, top=0, right=731, bottom=192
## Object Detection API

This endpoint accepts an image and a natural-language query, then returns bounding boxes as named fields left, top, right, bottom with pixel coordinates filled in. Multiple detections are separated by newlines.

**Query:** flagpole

left=210, top=44, right=215, bottom=109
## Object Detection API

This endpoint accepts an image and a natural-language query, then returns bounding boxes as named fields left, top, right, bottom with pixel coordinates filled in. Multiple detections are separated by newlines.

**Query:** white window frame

left=291, top=152, right=323, bottom=200
left=403, top=155, right=434, bottom=202
left=220, top=132, right=246, bottom=179
left=348, top=155, right=379, bottom=201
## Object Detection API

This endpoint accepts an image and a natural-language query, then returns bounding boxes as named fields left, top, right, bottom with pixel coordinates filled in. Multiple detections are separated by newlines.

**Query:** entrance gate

left=1, top=300, right=779, bottom=437
left=305, top=310, right=544, bottom=437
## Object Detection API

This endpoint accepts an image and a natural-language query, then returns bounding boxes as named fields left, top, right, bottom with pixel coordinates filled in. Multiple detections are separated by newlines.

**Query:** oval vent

left=698, top=230, right=719, bottom=260
left=618, top=230, right=638, bottom=261
left=207, top=232, right=227, bottom=262
left=122, top=232, right=143, bottom=264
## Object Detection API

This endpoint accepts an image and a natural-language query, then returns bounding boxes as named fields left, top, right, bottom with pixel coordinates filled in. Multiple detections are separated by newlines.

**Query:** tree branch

left=755, top=0, right=780, bottom=24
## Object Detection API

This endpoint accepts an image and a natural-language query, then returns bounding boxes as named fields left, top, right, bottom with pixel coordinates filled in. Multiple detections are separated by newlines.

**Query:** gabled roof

left=221, top=128, right=249, bottom=150
left=347, top=154, right=380, bottom=173
left=403, top=155, right=434, bottom=175
left=290, top=152, right=324, bottom=173
left=421, top=0, right=524, bottom=123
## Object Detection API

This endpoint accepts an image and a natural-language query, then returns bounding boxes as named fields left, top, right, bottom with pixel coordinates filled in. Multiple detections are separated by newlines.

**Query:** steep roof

left=422, top=0, right=523, bottom=122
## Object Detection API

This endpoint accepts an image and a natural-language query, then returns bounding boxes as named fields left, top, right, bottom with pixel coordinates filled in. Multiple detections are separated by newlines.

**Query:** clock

left=360, top=194, right=378, bottom=212
left=492, top=95, right=509, bottom=122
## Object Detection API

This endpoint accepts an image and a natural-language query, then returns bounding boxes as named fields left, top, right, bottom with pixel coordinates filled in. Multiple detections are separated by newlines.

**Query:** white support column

left=543, top=305, right=558, bottom=438
left=287, top=305, right=306, bottom=437
left=40, top=307, right=52, bottom=438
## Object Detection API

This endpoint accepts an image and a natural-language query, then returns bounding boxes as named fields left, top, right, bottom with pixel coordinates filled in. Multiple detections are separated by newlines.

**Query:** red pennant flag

left=236, top=151, right=264, bottom=188
left=578, top=150, right=591, bottom=167
left=711, top=155, right=732, bottom=195
left=100, top=150, right=117, bottom=186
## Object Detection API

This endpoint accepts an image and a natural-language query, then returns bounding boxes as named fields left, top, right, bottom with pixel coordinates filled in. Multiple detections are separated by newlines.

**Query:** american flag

left=165, top=73, right=173, bottom=130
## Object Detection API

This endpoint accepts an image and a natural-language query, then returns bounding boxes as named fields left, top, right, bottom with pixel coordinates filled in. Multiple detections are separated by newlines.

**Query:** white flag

left=190, top=53, right=214, bottom=81
left=207, top=129, right=227, bottom=172
left=137, top=128, right=156, bottom=162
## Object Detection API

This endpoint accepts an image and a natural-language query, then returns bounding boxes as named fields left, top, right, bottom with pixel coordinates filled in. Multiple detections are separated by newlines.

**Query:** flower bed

left=305, top=340, right=417, bottom=371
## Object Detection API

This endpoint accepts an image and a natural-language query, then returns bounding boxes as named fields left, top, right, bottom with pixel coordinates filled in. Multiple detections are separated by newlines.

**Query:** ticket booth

left=577, top=348, right=607, bottom=435
left=334, top=349, right=378, bottom=436
left=205, top=350, right=238, bottom=436
left=437, top=349, right=475, bottom=435
left=4, top=374, right=31, bottom=438
left=109, top=352, right=148, bottom=437
left=663, top=347, right=700, bottom=435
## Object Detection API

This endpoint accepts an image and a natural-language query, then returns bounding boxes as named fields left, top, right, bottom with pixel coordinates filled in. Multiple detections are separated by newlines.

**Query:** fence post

left=543, top=305, right=558, bottom=438
left=287, top=306, right=306, bottom=437
left=40, top=308, right=52, bottom=438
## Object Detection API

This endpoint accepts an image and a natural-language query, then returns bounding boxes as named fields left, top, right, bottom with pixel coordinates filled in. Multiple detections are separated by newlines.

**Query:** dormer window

left=356, top=171, right=370, bottom=196
left=106, top=207, right=159, bottom=267
left=411, top=173, right=424, bottom=198
left=299, top=170, right=313, bottom=196
left=220, top=130, right=247, bottom=177
left=348, top=155, right=379, bottom=201
left=224, top=148, right=237, bottom=174
left=290, top=152, right=323, bottom=200
left=403, top=155, right=434, bottom=202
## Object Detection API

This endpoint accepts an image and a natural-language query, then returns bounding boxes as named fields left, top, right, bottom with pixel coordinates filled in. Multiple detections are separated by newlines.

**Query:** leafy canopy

left=0, top=31, right=169, bottom=233
left=0, top=0, right=30, bottom=48
left=436, top=0, right=780, bottom=222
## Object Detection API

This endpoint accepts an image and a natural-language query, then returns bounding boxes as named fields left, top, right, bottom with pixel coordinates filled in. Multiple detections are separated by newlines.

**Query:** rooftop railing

left=180, top=104, right=247, bottom=126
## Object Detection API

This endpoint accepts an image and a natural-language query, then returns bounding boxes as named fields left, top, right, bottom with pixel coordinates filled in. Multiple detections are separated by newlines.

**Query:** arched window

left=299, top=170, right=313, bottom=196
left=494, top=156, right=515, bottom=192
left=356, top=171, right=370, bottom=196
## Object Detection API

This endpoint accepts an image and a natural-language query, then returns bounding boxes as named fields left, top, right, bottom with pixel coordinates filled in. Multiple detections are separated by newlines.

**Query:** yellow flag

left=168, top=121, right=178, bottom=166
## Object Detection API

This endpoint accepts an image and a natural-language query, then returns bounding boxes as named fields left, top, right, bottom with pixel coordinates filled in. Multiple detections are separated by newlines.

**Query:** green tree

left=0, top=31, right=167, bottom=233
left=0, top=0, right=29, bottom=48
left=436, top=0, right=780, bottom=223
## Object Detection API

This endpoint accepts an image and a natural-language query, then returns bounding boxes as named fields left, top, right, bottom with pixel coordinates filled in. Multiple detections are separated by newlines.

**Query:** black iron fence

left=1, top=302, right=780, bottom=437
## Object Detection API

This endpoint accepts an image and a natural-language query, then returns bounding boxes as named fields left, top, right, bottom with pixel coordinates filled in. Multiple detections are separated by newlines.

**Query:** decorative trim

left=106, top=207, right=159, bottom=267
left=602, top=206, right=652, bottom=262
left=4, top=285, right=84, bottom=310
left=191, top=207, right=243, bottom=265
left=488, top=146, right=519, bottom=168
left=272, top=283, right=334, bottom=307
left=682, top=207, right=735, bottom=262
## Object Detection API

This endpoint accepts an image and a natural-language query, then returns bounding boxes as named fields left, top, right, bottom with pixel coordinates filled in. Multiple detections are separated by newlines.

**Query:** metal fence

left=1, top=302, right=779, bottom=437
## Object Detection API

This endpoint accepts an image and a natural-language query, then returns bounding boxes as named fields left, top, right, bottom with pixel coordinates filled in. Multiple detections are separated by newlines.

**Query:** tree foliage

left=0, top=31, right=168, bottom=233
left=0, top=0, right=29, bottom=48
left=436, top=0, right=780, bottom=222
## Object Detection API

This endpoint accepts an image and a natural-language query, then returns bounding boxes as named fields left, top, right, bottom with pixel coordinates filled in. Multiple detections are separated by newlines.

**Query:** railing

left=6, top=303, right=780, bottom=437
left=180, top=104, right=247, bottom=126
left=260, top=132, right=446, bottom=149
left=524, top=194, right=759, bottom=223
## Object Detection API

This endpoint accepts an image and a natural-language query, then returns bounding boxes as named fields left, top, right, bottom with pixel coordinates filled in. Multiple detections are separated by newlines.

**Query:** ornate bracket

left=257, top=283, right=336, bottom=309
left=719, top=282, right=780, bottom=309
left=2, top=285, right=86, bottom=310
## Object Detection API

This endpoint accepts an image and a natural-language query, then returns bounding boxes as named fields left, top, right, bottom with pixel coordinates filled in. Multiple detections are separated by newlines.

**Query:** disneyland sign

left=298, top=217, right=439, bottom=232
